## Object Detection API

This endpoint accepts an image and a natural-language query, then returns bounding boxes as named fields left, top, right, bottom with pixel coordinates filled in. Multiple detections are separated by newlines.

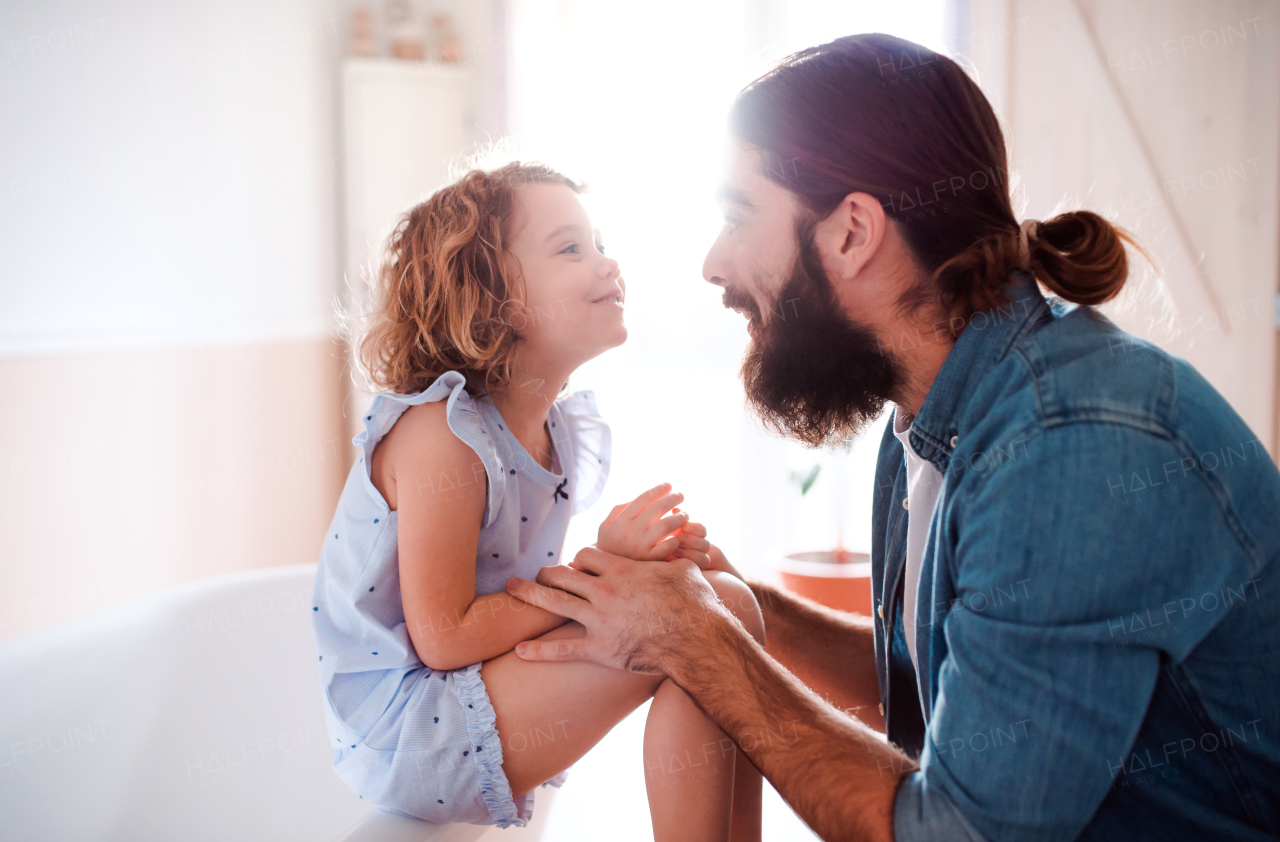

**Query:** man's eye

left=724, top=216, right=741, bottom=232
left=561, top=243, right=580, bottom=255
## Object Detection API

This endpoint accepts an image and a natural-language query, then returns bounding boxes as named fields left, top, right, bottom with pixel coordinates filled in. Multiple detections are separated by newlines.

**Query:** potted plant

left=771, top=446, right=873, bottom=616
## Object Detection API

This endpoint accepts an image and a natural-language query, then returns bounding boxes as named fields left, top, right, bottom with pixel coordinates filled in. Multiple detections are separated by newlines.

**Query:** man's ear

left=812, top=191, right=886, bottom=284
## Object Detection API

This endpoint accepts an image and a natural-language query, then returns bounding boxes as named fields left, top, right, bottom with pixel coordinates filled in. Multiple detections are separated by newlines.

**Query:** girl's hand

left=666, top=518, right=745, bottom=581
left=593, top=482, right=689, bottom=561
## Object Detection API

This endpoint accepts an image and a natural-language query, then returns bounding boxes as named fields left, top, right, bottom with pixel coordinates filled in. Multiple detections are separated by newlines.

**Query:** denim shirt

left=873, top=270, right=1280, bottom=841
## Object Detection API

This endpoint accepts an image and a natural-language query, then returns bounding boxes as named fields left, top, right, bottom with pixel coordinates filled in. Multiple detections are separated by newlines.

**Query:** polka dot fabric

left=311, top=371, right=609, bottom=826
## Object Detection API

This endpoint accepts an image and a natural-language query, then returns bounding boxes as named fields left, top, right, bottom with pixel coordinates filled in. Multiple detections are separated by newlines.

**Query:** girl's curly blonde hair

left=353, top=161, right=583, bottom=396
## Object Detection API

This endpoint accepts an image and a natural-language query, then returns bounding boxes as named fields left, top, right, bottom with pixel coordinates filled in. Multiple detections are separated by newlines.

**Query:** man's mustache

left=721, top=287, right=762, bottom=321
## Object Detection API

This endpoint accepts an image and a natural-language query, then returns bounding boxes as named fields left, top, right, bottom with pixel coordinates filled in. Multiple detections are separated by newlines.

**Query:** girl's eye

left=724, top=216, right=741, bottom=232
left=561, top=243, right=580, bottom=255
left=596, top=242, right=606, bottom=255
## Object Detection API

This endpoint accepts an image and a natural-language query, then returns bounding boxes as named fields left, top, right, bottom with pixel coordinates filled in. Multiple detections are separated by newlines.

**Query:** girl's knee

left=703, top=571, right=765, bottom=645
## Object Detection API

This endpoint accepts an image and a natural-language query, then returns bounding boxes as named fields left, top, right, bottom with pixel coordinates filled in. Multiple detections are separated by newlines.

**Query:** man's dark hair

left=730, top=33, right=1142, bottom=324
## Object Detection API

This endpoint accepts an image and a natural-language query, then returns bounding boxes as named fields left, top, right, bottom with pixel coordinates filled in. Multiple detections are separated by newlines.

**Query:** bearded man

left=507, top=33, right=1280, bottom=842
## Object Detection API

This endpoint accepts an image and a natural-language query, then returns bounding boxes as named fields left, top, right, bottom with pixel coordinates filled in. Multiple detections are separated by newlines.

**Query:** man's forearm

left=748, top=580, right=885, bottom=731
left=665, top=609, right=913, bottom=842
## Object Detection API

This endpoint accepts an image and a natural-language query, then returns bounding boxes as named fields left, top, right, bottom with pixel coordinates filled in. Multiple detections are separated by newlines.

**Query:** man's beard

left=730, top=225, right=902, bottom=448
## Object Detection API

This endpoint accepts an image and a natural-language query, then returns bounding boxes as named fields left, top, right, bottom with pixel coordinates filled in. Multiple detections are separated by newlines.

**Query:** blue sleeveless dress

left=310, top=370, right=610, bottom=826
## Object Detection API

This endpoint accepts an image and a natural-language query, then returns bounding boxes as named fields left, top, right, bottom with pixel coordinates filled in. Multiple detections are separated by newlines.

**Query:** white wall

left=0, top=0, right=507, bottom=643
left=0, top=0, right=343, bottom=356
left=1, top=0, right=500, bottom=358
left=0, top=0, right=348, bottom=643
left=504, top=0, right=949, bottom=577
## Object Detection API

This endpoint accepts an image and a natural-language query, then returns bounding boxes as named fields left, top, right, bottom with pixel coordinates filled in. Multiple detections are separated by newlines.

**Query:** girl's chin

left=594, top=317, right=627, bottom=340
left=551, top=328, right=627, bottom=367
left=591, top=325, right=629, bottom=355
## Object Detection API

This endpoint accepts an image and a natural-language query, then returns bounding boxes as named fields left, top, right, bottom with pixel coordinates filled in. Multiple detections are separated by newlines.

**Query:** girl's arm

left=393, top=402, right=569, bottom=671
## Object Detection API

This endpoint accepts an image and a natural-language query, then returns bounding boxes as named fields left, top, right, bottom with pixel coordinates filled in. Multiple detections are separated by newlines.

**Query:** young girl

left=311, top=161, right=765, bottom=841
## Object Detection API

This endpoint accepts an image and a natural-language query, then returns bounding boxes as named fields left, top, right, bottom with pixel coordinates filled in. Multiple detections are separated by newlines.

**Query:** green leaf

left=789, top=464, right=821, bottom=496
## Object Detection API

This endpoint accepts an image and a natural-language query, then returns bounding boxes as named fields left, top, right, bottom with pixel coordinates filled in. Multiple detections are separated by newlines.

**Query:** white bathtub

left=0, top=563, right=553, bottom=841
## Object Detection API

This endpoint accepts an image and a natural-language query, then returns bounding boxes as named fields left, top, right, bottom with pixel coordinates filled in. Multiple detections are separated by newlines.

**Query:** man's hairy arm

left=665, top=608, right=911, bottom=842
left=747, top=580, right=886, bottom=732
left=507, top=552, right=915, bottom=842
left=673, top=527, right=885, bottom=731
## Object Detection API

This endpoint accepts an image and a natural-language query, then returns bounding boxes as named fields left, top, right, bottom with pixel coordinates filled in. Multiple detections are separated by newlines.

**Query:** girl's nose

left=599, top=255, right=621, bottom=279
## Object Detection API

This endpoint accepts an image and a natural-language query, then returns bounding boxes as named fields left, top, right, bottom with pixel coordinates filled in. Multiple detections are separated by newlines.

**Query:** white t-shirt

left=892, top=407, right=945, bottom=672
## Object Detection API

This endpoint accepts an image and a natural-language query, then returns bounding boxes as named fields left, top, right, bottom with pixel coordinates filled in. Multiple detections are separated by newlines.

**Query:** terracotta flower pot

left=772, top=550, right=873, bottom=616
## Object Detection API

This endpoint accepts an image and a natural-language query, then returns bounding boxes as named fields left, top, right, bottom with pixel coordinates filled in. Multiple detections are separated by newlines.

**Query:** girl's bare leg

left=645, top=572, right=765, bottom=842
left=482, top=620, right=663, bottom=798
left=481, top=570, right=765, bottom=842
left=644, top=678, right=735, bottom=842
left=730, top=744, right=763, bottom=842
left=713, top=572, right=766, bottom=842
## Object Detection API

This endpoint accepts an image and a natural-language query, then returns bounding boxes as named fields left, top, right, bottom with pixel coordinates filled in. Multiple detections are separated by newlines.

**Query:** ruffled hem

left=452, top=663, right=527, bottom=828
left=557, top=390, right=612, bottom=515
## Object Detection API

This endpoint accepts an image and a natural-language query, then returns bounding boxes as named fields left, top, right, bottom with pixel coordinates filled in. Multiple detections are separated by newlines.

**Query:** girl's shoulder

left=373, top=401, right=470, bottom=511
left=358, top=371, right=506, bottom=525
left=356, top=371, right=480, bottom=451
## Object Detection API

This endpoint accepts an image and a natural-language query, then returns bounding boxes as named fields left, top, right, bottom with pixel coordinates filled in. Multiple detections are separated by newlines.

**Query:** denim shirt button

left=950, top=435, right=959, bottom=447
left=902, top=497, right=909, bottom=511
left=879, top=702, right=885, bottom=716
left=878, top=603, right=885, bottom=619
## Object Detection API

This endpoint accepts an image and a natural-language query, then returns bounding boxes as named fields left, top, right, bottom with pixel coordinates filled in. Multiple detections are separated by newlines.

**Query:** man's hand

left=595, top=482, right=689, bottom=561
left=511, top=540, right=908, bottom=842
left=505, top=546, right=730, bottom=673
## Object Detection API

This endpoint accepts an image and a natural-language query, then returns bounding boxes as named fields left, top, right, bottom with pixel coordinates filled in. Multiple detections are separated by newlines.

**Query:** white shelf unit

left=339, top=57, right=474, bottom=438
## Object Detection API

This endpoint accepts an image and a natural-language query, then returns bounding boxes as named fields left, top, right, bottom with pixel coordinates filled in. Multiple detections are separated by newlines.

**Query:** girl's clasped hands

left=585, top=482, right=743, bottom=580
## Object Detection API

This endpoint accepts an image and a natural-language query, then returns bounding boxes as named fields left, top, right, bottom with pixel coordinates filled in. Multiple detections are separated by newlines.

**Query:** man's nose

left=702, top=236, right=731, bottom=287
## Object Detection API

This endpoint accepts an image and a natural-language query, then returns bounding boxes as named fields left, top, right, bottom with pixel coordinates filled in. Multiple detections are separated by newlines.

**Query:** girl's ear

left=812, top=191, right=886, bottom=285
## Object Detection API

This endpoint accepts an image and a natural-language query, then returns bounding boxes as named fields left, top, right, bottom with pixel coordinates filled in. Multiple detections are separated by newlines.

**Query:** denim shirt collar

left=906, top=269, right=1051, bottom=472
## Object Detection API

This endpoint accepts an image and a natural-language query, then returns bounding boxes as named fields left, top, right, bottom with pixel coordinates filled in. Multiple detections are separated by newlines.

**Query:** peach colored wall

left=0, top=339, right=351, bottom=643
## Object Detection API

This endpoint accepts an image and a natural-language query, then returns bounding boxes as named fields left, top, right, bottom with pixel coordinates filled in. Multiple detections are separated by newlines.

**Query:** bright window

left=503, top=6, right=949, bottom=838
left=506, top=0, right=948, bottom=581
